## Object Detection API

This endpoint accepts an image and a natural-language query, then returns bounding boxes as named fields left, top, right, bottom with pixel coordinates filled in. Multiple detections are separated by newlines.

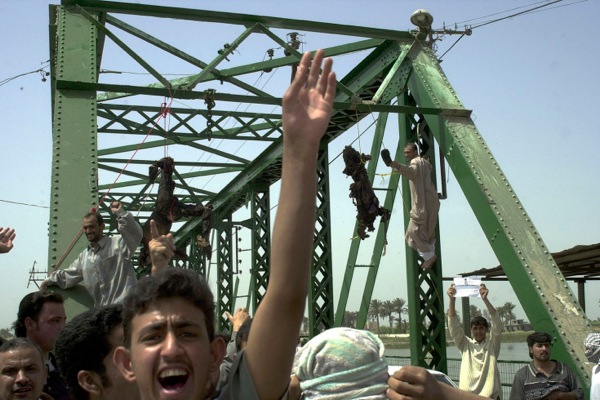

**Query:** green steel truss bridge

left=48, top=0, right=591, bottom=388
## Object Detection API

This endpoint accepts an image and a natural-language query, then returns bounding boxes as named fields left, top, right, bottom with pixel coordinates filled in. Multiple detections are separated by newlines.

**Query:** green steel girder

left=335, top=41, right=417, bottom=329
left=216, top=216, right=234, bottom=333
left=97, top=166, right=239, bottom=191
left=49, top=5, right=100, bottom=315
left=95, top=38, right=385, bottom=102
left=308, top=145, right=335, bottom=336
left=186, top=231, right=208, bottom=278
left=337, top=111, right=391, bottom=329
left=103, top=14, right=273, bottom=98
left=399, top=103, right=446, bottom=371
left=75, top=5, right=173, bottom=90
left=405, top=42, right=591, bottom=385
left=174, top=39, right=414, bottom=243
left=97, top=105, right=284, bottom=143
left=250, top=189, right=271, bottom=315
left=48, top=2, right=590, bottom=384
left=64, top=0, right=415, bottom=41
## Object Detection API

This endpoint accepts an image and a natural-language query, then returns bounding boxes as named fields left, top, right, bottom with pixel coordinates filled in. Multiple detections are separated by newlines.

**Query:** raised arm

left=0, top=227, right=16, bottom=254
left=110, top=201, right=143, bottom=253
left=479, top=284, right=496, bottom=315
left=244, top=49, right=336, bottom=399
left=147, top=219, right=174, bottom=276
left=389, top=160, right=418, bottom=180
left=447, top=284, right=468, bottom=349
left=447, top=284, right=457, bottom=317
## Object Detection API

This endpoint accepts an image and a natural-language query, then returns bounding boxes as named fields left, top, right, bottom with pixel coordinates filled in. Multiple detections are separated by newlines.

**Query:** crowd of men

left=0, top=50, right=597, bottom=400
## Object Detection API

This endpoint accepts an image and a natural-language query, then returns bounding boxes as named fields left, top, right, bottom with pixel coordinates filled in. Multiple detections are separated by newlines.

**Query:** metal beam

left=407, top=41, right=591, bottom=387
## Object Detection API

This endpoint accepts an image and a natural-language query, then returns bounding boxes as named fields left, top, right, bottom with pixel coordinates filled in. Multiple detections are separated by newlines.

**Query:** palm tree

left=392, top=298, right=407, bottom=333
left=381, top=300, right=395, bottom=329
left=368, top=299, right=383, bottom=335
left=482, top=309, right=491, bottom=321
left=501, top=302, right=517, bottom=324
left=469, top=304, right=481, bottom=320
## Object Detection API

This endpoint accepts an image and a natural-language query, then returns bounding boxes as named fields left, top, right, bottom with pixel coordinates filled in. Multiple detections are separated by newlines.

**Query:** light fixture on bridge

left=410, top=9, right=434, bottom=31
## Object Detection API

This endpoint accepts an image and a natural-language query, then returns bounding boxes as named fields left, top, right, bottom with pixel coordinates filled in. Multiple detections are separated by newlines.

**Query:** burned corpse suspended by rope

left=140, top=157, right=213, bottom=267
left=342, top=146, right=390, bottom=240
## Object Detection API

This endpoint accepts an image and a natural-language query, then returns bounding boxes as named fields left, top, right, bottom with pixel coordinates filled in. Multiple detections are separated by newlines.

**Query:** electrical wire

left=469, top=0, right=564, bottom=30
left=0, top=199, right=49, bottom=209
left=436, top=0, right=587, bottom=60
left=0, top=62, right=50, bottom=87
left=453, top=0, right=558, bottom=25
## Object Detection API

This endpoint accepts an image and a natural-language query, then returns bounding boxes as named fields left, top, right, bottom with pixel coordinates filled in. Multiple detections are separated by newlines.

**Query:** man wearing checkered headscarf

left=585, top=333, right=600, bottom=400
left=290, top=327, right=389, bottom=399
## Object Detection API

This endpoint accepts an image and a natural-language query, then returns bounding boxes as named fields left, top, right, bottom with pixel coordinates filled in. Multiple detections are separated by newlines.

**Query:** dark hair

left=236, top=318, right=253, bottom=352
left=83, top=211, right=103, bottom=226
left=470, top=315, right=489, bottom=329
left=0, top=338, right=45, bottom=366
left=55, top=305, right=123, bottom=400
left=527, top=331, right=553, bottom=359
left=405, top=142, right=418, bottom=152
left=215, top=330, right=231, bottom=344
left=14, top=291, right=64, bottom=338
left=122, top=268, right=215, bottom=347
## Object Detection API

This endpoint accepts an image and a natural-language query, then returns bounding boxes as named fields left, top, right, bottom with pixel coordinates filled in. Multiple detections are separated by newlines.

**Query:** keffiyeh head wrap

left=293, top=327, right=388, bottom=400
left=584, top=333, right=600, bottom=363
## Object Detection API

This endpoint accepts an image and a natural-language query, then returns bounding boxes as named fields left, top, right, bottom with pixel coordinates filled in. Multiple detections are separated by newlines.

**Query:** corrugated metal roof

left=454, top=243, right=600, bottom=281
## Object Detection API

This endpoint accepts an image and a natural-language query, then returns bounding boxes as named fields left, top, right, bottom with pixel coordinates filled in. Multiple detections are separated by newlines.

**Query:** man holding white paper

left=447, top=283, right=504, bottom=400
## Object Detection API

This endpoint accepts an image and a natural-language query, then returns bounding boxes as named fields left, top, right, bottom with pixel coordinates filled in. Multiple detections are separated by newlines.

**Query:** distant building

left=504, top=319, right=532, bottom=332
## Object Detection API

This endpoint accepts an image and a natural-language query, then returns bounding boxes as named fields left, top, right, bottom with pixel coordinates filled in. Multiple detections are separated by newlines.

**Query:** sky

left=0, top=0, right=598, bottom=331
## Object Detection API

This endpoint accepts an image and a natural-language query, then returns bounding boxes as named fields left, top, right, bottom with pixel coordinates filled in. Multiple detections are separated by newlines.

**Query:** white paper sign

left=453, top=276, right=482, bottom=298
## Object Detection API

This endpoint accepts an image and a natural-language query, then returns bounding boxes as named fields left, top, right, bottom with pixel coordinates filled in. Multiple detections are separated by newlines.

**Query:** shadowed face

left=403, top=145, right=417, bottom=162
left=26, top=302, right=67, bottom=354
left=101, top=325, right=140, bottom=400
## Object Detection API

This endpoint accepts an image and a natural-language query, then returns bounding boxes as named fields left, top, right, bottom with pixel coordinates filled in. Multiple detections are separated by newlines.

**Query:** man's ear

left=113, top=346, right=136, bottom=383
left=209, top=336, right=226, bottom=373
left=77, top=370, right=103, bottom=395
left=24, top=317, right=36, bottom=332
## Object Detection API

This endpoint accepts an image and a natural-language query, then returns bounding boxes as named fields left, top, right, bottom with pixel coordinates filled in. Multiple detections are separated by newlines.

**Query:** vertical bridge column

left=217, top=216, right=234, bottom=332
left=309, top=144, right=335, bottom=336
left=250, top=187, right=271, bottom=315
left=49, top=5, right=100, bottom=316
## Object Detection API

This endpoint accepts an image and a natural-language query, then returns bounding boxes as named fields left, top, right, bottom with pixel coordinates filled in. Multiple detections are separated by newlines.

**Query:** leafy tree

left=342, top=311, right=358, bottom=328
left=498, top=302, right=517, bottom=325
left=381, top=300, right=395, bottom=329
left=482, top=309, right=491, bottom=321
left=469, top=305, right=481, bottom=320
left=368, top=299, right=383, bottom=335
left=392, top=298, right=407, bottom=333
